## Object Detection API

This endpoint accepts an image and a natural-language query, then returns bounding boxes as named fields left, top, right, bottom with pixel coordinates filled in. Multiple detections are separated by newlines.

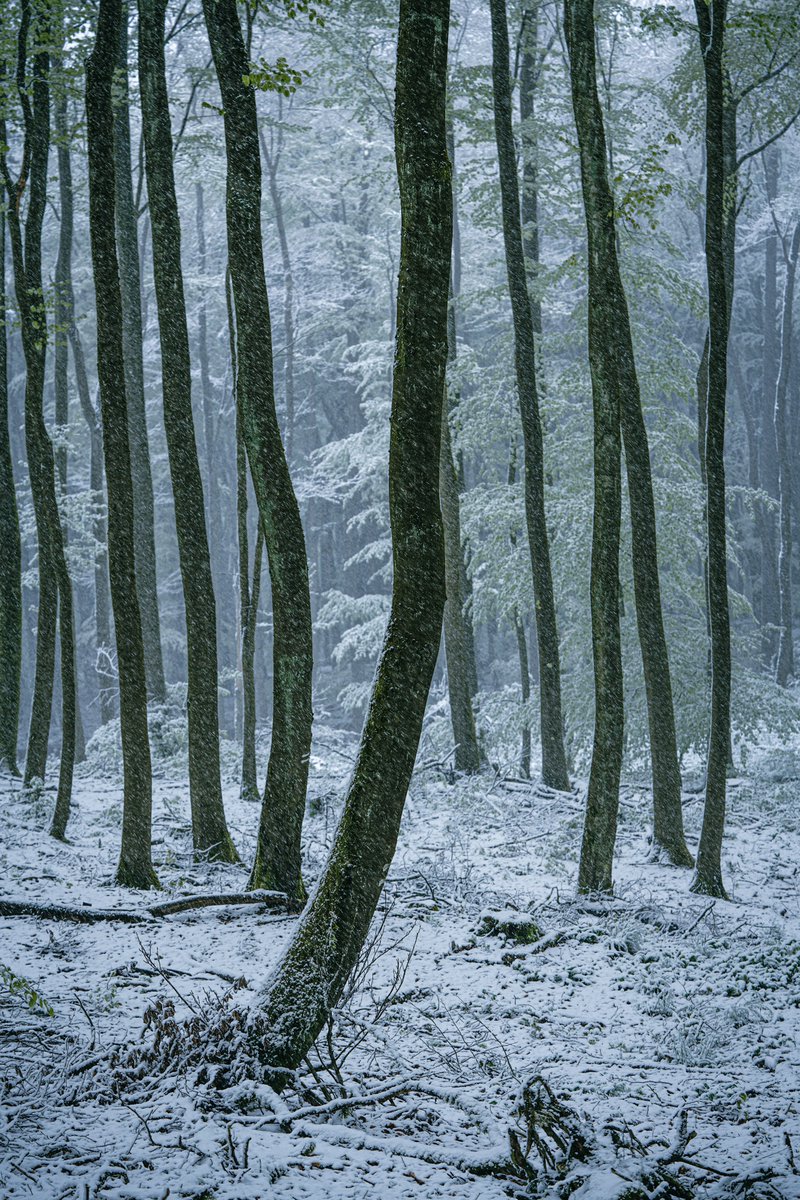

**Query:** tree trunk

left=0, top=161, right=22, bottom=775
left=69, top=327, right=115, bottom=725
left=242, top=529, right=264, bottom=803
left=53, top=75, right=87, bottom=769
left=691, top=0, right=731, bottom=900
left=440, top=124, right=480, bottom=775
left=203, top=0, right=313, bottom=903
left=86, top=0, right=158, bottom=890
left=760, top=148, right=781, bottom=663
left=113, top=0, right=165, bottom=705
left=242, top=0, right=451, bottom=1081
left=138, top=0, right=237, bottom=863
left=489, top=0, right=569, bottom=792
left=775, top=221, right=800, bottom=687
left=2, top=0, right=75, bottom=835
left=564, top=0, right=624, bottom=893
left=261, top=136, right=296, bottom=469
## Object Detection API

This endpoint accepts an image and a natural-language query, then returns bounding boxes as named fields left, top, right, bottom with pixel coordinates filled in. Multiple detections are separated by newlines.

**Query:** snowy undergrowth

left=1, top=733, right=798, bottom=1198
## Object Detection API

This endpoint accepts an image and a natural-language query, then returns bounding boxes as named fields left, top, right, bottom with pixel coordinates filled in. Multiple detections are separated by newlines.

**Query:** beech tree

left=138, top=0, right=237, bottom=862
left=691, top=0, right=731, bottom=900
left=245, top=0, right=451, bottom=1077
left=86, top=0, right=158, bottom=890
left=489, top=0, right=569, bottom=793
left=1, top=0, right=75, bottom=838
left=203, top=0, right=314, bottom=902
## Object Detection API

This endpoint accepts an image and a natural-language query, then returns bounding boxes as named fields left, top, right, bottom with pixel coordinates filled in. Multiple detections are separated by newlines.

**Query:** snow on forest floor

left=1, top=731, right=799, bottom=1199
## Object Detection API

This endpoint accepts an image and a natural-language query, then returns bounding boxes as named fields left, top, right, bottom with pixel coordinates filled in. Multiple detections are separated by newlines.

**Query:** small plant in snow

left=0, top=964, right=54, bottom=1016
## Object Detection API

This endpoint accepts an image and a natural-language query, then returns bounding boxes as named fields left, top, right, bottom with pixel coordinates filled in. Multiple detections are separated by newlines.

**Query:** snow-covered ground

left=1, top=733, right=799, bottom=1198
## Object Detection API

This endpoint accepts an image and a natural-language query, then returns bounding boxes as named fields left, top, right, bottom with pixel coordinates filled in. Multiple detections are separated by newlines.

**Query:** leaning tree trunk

left=113, top=0, right=165, bottom=705
left=2, top=0, right=75, bottom=835
left=691, top=0, right=731, bottom=900
left=774, top=221, right=800, bottom=687
left=203, top=0, right=313, bottom=903
left=87, top=0, right=158, bottom=890
left=568, top=6, right=691, bottom=867
left=138, top=0, right=237, bottom=863
left=240, top=0, right=451, bottom=1081
left=564, top=0, right=625, bottom=893
left=490, top=0, right=569, bottom=793
left=0, top=166, right=22, bottom=775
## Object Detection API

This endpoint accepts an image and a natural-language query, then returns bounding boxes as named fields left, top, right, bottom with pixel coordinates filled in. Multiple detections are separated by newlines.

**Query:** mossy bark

left=138, top=0, right=237, bottom=864
left=774, top=222, right=799, bottom=688
left=440, top=120, right=481, bottom=775
left=244, top=0, right=451, bottom=1080
left=87, top=0, right=158, bottom=890
left=0, top=146, right=22, bottom=775
left=691, top=0, right=731, bottom=901
left=2, top=0, right=75, bottom=834
left=203, top=0, right=313, bottom=903
left=565, top=0, right=624, bottom=894
left=113, top=0, right=165, bottom=705
left=490, top=0, right=569, bottom=793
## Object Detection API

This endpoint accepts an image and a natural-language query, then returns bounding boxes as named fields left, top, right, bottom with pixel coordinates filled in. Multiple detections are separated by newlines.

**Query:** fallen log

left=0, top=890, right=291, bottom=925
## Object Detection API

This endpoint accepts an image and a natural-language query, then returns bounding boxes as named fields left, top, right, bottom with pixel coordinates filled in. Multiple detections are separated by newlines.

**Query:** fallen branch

left=0, top=890, right=291, bottom=925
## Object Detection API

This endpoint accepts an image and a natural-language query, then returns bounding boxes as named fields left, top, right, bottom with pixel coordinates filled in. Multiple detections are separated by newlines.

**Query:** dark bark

left=440, top=125, right=480, bottom=774
left=229, top=266, right=258, bottom=798
left=242, top=529, right=264, bottom=802
left=68, top=326, right=114, bottom=724
left=86, top=0, right=158, bottom=889
left=0, top=164, right=22, bottom=775
left=113, top=0, right=165, bottom=705
left=564, top=0, right=624, bottom=893
left=203, top=0, right=313, bottom=903
left=244, top=0, right=451, bottom=1080
left=53, top=75, right=87, bottom=769
left=691, top=0, right=731, bottom=900
left=138, top=0, right=237, bottom=863
left=760, top=149, right=781, bottom=661
left=775, top=221, right=800, bottom=687
left=260, top=129, right=296, bottom=468
left=490, top=0, right=569, bottom=792
left=508, top=442, right=532, bottom=779
left=2, top=0, right=75, bottom=834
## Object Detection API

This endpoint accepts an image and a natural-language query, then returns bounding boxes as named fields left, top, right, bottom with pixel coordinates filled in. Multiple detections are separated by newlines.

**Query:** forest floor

left=1, top=730, right=799, bottom=1199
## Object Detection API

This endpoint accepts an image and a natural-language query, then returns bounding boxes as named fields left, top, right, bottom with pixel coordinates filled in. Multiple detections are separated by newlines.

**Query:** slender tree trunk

left=53, top=76, right=87, bottom=769
left=261, top=140, right=296, bottom=469
left=440, top=124, right=480, bottom=774
left=0, top=184, right=22, bottom=775
left=691, top=0, right=731, bottom=900
left=242, top=529, right=264, bottom=802
left=490, top=0, right=569, bottom=792
left=113, top=0, right=165, bottom=705
left=240, top=0, right=451, bottom=1081
left=440, top=394, right=480, bottom=773
left=508, top=441, right=532, bottom=779
left=232, top=273, right=260, bottom=804
left=138, top=0, right=237, bottom=862
left=2, top=0, right=75, bottom=833
left=760, top=148, right=781, bottom=662
left=203, top=0, right=313, bottom=903
left=194, top=182, right=230, bottom=732
left=70, top=329, right=115, bottom=725
left=87, top=0, right=158, bottom=890
left=564, top=0, right=624, bottom=893
left=775, top=221, right=800, bottom=687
